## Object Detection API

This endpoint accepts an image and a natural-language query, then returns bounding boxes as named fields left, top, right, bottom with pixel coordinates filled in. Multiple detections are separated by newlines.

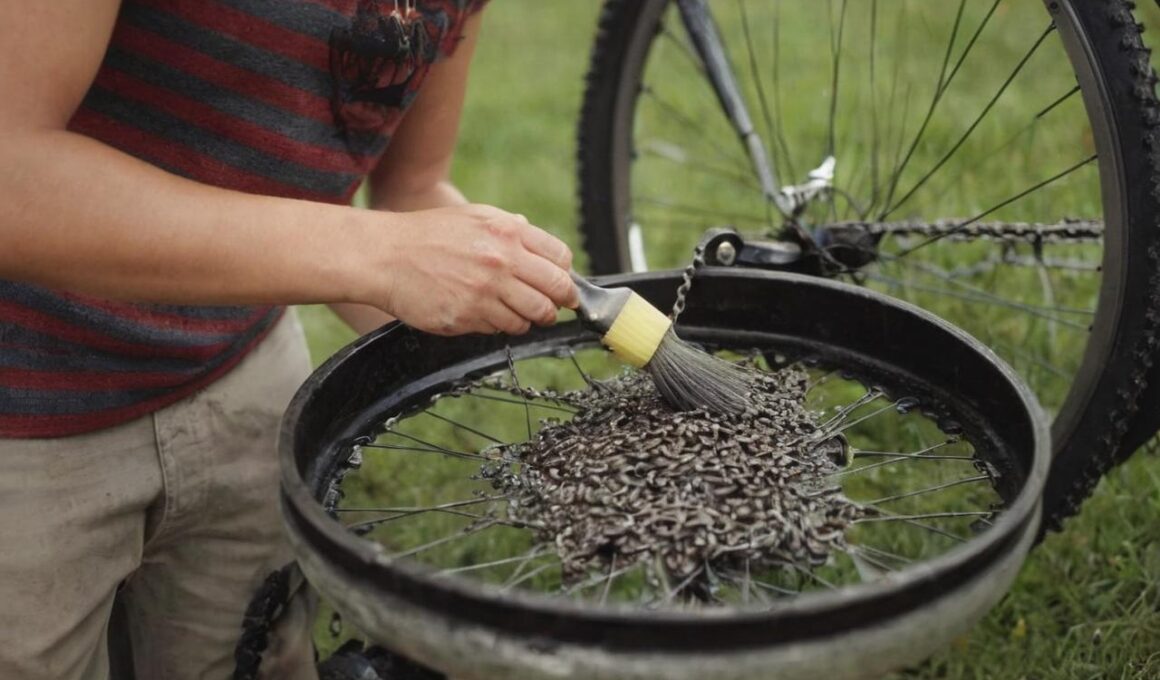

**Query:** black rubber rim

left=281, top=270, right=1050, bottom=654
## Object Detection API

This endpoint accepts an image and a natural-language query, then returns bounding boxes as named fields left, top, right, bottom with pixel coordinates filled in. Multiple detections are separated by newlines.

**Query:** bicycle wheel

left=576, top=0, right=1160, bottom=532
left=282, top=270, right=1049, bottom=680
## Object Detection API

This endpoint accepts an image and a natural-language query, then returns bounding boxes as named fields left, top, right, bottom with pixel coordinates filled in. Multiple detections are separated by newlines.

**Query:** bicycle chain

left=849, top=218, right=1103, bottom=244
left=670, top=245, right=705, bottom=323
left=667, top=220, right=1098, bottom=323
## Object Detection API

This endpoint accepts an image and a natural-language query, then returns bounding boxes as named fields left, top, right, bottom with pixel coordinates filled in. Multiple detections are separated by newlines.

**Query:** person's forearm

left=0, top=129, right=378, bottom=307
left=330, top=179, right=471, bottom=335
left=369, top=179, right=467, bottom=212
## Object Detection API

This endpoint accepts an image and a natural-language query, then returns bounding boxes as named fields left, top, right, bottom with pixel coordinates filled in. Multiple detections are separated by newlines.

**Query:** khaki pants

left=0, top=310, right=317, bottom=680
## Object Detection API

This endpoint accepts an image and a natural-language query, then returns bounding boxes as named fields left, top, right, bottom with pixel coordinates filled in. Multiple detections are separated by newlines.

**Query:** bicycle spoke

left=458, top=391, right=576, bottom=414
left=659, top=24, right=705, bottom=76
left=1038, top=84, right=1082, bottom=120
left=362, top=441, right=482, bottom=463
left=816, top=387, right=882, bottom=431
left=879, top=0, right=999, bottom=215
left=826, top=0, right=848, bottom=157
left=501, top=544, right=555, bottom=588
left=506, top=349, right=533, bottom=441
left=441, top=546, right=550, bottom=576
left=868, top=0, right=880, bottom=208
left=341, top=497, right=502, bottom=531
left=749, top=576, right=798, bottom=597
left=817, top=399, right=905, bottom=438
left=501, top=562, right=557, bottom=592
left=878, top=0, right=970, bottom=212
left=856, top=511, right=993, bottom=524
left=638, top=139, right=764, bottom=192
left=873, top=82, right=914, bottom=220
left=845, top=547, right=897, bottom=575
left=886, top=84, right=1082, bottom=216
left=641, top=87, right=754, bottom=172
left=664, top=566, right=709, bottom=604
left=566, top=346, right=596, bottom=389
left=852, top=449, right=970, bottom=461
left=424, top=410, right=504, bottom=445
left=834, top=443, right=962, bottom=478
left=563, top=563, right=638, bottom=597
left=635, top=196, right=772, bottom=227
left=787, top=561, right=837, bottom=590
left=881, top=255, right=1094, bottom=317
left=866, top=270, right=1090, bottom=330
left=989, top=339, right=1071, bottom=380
left=883, top=23, right=1056, bottom=219
left=386, top=520, right=500, bottom=561
left=660, top=16, right=759, bottom=135
left=738, top=0, right=782, bottom=183
left=769, top=0, right=797, bottom=182
left=349, top=507, right=496, bottom=526
left=864, top=474, right=991, bottom=506
left=852, top=544, right=913, bottom=566
left=898, top=518, right=970, bottom=543
left=600, top=558, right=618, bottom=606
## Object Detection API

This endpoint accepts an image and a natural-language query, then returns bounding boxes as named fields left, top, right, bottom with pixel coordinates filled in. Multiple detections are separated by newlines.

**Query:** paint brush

left=570, top=272, right=752, bottom=413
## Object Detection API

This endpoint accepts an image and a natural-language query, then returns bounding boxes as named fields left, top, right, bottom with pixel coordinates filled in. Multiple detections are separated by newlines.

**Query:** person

left=0, top=1, right=578, bottom=678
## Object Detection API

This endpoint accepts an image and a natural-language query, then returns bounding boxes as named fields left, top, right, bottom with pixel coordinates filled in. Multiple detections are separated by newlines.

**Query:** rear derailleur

left=697, top=222, right=879, bottom=278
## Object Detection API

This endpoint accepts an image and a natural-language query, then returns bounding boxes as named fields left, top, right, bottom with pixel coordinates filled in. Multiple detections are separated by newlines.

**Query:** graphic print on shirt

left=329, top=0, right=480, bottom=152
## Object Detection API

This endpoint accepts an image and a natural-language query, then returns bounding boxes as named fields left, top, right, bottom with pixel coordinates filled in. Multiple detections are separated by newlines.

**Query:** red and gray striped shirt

left=1, top=0, right=485, bottom=438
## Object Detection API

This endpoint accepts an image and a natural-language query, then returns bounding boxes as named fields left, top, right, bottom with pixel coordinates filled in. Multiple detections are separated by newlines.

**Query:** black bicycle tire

left=575, top=0, right=1160, bottom=533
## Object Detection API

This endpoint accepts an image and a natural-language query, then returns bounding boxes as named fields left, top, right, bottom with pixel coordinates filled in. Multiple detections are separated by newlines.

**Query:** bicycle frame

left=676, top=0, right=840, bottom=247
left=676, top=0, right=788, bottom=214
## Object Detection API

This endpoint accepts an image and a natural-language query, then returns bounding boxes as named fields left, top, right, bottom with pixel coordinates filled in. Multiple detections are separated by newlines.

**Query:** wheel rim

left=281, top=270, right=1049, bottom=679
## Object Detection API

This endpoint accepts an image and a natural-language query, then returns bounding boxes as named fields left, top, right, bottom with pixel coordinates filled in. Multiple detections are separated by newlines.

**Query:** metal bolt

left=715, top=240, right=737, bottom=266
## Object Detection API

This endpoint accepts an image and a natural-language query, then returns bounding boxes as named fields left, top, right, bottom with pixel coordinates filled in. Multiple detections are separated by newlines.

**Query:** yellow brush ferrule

left=602, top=293, right=672, bottom=368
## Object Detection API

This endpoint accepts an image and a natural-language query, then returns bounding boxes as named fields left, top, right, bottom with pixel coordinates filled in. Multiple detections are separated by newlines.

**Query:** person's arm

left=331, top=10, right=489, bottom=335
left=0, top=0, right=575, bottom=337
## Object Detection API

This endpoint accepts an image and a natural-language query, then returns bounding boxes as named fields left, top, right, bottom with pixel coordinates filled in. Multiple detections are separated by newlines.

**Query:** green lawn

left=297, top=2, right=1160, bottom=678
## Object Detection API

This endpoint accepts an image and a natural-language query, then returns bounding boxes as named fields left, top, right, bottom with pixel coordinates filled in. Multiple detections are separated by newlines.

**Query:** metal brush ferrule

left=570, top=271, right=633, bottom=335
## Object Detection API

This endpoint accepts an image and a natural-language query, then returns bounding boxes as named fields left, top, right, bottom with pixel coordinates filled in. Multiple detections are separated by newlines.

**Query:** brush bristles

left=645, top=329, right=752, bottom=414
left=602, top=293, right=672, bottom=368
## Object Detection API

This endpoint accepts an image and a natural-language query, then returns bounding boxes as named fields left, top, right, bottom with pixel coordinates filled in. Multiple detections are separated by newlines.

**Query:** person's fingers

left=500, top=278, right=558, bottom=327
left=512, top=251, right=579, bottom=310
left=486, top=299, right=534, bottom=335
left=517, top=222, right=573, bottom=271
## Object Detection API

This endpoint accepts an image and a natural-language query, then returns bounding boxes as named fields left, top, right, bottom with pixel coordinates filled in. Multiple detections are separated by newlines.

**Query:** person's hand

left=371, top=204, right=578, bottom=336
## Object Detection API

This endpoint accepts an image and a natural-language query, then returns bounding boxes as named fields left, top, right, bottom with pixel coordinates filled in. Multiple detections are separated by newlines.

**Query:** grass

left=296, top=1, right=1160, bottom=677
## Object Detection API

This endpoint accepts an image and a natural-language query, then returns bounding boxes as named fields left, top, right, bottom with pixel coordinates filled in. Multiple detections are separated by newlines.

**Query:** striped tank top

left=0, top=0, right=485, bottom=438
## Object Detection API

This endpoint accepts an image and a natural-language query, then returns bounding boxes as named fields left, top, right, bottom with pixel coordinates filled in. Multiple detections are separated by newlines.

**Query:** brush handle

left=570, top=271, right=633, bottom=335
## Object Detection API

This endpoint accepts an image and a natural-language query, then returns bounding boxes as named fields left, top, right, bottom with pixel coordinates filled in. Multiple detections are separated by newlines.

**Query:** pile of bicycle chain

left=480, top=364, right=868, bottom=596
